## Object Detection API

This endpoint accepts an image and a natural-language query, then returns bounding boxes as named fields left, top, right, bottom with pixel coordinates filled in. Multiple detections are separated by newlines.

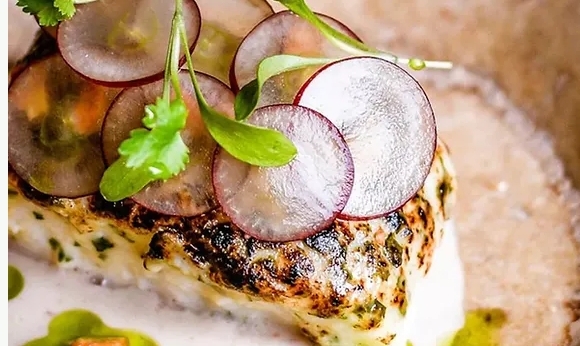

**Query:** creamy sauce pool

left=419, top=68, right=580, bottom=346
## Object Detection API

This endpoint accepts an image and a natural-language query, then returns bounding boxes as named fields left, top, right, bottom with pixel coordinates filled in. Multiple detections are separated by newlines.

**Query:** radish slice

left=57, top=0, right=201, bottom=87
left=101, top=71, right=235, bottom=217
left=212, top=104, right=354, bottom=242
left=230, top=10, right=361, bottom=102
left=192, top=0, right=273, bottom=84
left=8, top=54, right=122, bottom=198
left=295, top=57, right=437, bottom=220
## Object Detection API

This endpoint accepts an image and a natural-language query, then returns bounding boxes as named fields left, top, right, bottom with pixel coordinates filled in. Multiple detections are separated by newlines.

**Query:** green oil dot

left=8, top=265, right=25, bottom=300
left=24, top=309, right=158, bottom=346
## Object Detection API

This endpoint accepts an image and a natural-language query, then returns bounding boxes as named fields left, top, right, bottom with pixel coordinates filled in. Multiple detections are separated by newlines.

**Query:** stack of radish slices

left=8, top=0, right=437, bottom=243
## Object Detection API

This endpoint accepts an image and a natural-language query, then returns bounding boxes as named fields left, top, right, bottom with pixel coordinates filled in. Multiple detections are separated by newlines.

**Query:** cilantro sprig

left=99, top=12, right=190, bottom=201
left=16, top=0, right=95, bottom=27
left=99, top=0, right=297, bottom=201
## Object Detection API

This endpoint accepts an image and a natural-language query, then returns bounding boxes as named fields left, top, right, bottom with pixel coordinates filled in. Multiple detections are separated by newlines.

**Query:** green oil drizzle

left=448, top=308, right=506, bottom=346
left=24, top=309, right=158, bottom=346
left=407, top=308, right=507, bottom=346
left=8, top=265, right=25, bottom=300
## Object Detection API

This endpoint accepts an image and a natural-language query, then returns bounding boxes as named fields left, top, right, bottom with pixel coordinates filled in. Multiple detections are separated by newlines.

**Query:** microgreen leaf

left=234, top=54, right=334, bottom=121
left=99, top=158, right=153, bottom=202
left=178, top=12, right=298, bottom=166
left=23, top=309, right=158, bottom=346
left=203, top=103, right=298, bottom=166
left=234, top=80, right=259, bottom=121
left=275, top=0, right=453, bottom=70
left=99, top=98, right=190, bottom=201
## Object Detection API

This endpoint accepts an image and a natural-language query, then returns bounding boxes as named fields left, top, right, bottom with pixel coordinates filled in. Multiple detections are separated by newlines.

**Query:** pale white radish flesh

left=57, top=0, right=201, bottom=87
left=212, top=104, right=354, bottom=242
left=192, top=0, right=273, bottom=84
left=8, top=54, right=122, bottom=198
left=101, top=72, right=235, bottom=217
left=230, top=10, right=361, bottom=102
left=295, top=56, right=437, bottom=220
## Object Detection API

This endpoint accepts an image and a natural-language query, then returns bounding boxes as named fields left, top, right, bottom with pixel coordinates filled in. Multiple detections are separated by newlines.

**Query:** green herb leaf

left=17, top=0, right=75, bottom=26
left=234, top=79, right=259, bottom=121
left=203, top=104, right=298, bottom=166
left=275, top=0, right=452, bottom=70
left=99, top=158, right=153, bottom=202
left=54, top=0, right=74, bottom=16
left=179, top=19, right=298, bottom=167
left=8, top=265, right=25, bottom=300
left=24, top=309, right=158, bottom=346
left=234, top=54, right=334, bottom=121
left=99, top=98, right=190, bottom=202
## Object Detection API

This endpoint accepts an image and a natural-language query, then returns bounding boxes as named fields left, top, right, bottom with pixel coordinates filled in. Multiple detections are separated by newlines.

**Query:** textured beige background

left=8, top=0, right=580, bottom=345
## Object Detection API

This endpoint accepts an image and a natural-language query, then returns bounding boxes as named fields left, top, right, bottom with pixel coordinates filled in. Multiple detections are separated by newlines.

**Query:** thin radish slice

left=101, top=71, right=235, bottom=217
left=212, top=104, right=354, bottom=242
left=8, top=54, right=121, bottom=198
left=230, top=10, right=361, bottom=102
left=192, top=0, right=273, bottom=84
left=57, top=0, right=201, bottom=87
left=295, top=56, right=437, bottom=220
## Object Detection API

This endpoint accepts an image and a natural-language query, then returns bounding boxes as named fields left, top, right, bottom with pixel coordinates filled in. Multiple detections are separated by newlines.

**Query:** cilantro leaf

left=17, top=0, right=75, bottom=27
left=142, top=96, right=187, bottom=130
left=99, top=98, right=190, bottom=202
left=54, top=0, right=75, bottom=17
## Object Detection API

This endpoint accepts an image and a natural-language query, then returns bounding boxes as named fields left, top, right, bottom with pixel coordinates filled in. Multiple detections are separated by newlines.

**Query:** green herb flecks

left=8, top=265, right=25, bottom=300
left=24, top=309, right=158, bottom=346
left=234, top=54, right=334, bottom=120
left=275, top=0, right=452, bottom=70
left=92, top=237, right=115, bottom=252
left=49, top=237, right=72, bottom=263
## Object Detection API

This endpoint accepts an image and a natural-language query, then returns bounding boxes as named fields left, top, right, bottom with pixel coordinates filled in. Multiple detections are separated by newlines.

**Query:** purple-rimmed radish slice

left=230, top=11, right=361, bottom=102
left=8, top=54, right=122, bottom=198
left=192, top=0, right=273, bottom=84
left=212, top=104, right=354, bottom=242
left=57, top=0, right=201, bottom=87
left=101, top=71, right=235, bottom=217
left=295, top=56, right=437, bottom=220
